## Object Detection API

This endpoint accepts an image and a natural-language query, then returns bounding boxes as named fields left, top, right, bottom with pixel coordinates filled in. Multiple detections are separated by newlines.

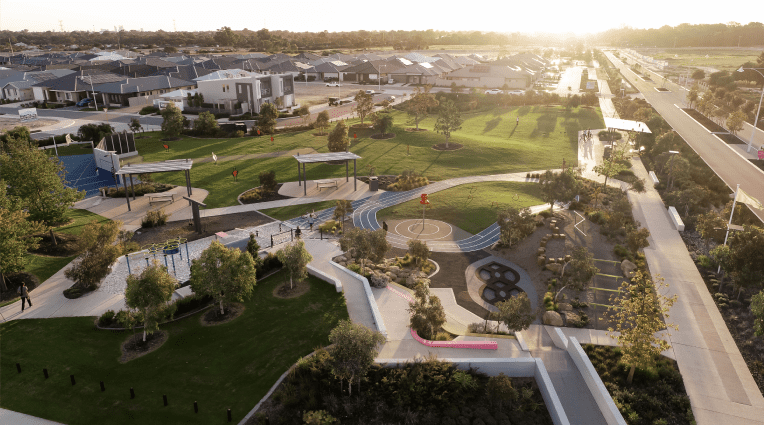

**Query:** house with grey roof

left=194, top=70, right=295, bottom=114
left=303, top=61, right=349, bottom=81
left=437, top=64, right=533, bottom=89
left=93, top=75, right=195, bottom=107
left=1, top=69, right=76, bottom=101
left=32, top=70, right=127, bottom=103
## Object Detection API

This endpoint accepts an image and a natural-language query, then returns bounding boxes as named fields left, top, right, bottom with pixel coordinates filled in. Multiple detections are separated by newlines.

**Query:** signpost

left=18, top=108, right=37, bottom=122
left=420, top=193, right=429, bottom=227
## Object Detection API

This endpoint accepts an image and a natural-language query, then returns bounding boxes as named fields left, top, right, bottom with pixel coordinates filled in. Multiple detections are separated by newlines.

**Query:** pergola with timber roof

left=293, top=152, right=363, bottom=196
left=115, top=159, right=194, bottom=211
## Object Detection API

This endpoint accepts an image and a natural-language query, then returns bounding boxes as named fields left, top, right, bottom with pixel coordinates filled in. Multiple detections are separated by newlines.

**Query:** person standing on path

left=516, top=117, right=519, bottom=126
left=19, top=282, right=32, bottom=311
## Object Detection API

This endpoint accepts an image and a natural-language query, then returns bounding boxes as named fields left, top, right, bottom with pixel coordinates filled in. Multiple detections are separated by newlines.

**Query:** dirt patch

left=119, top=330, right=168, bottom=363
left=431, top=143, right=464, bottom=151
left=272, top=280, right=311, bottom=299
left=405, top=128, right=429, bottom=132
left=28, top=232, right=80, bottom=257
left=370, top=133, right=396, bottom=140
left=131, top=210, right=274, bottom=246
left=0, top=117, right=58, bottom=132
left=201, top=302, right=245, bottom=326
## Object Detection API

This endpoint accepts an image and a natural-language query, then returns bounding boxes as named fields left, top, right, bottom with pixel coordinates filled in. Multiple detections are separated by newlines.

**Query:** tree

left=353, top=90, right=374, bottom=125
left=373, top=112, right=393, bottom=136
left=64, top=220, right=123, bottom=290
left=691, top=69, right=705, bottom=80
left=327, top=120, right=349, bottom=152
left=408, top=280, right=446, bottom=340
left=726, top=109, right=746, bottom=135
left=0, top=182, right=46, bottom=291
left=163, top=46, right=177, bottom=53
left=160, top=102, right=184, bottom=139
left=190, top=241, right=257, bottom=315
left=540, top=169, right=582, bottom=212
left=0, top=126, right=32, bottom=151
left=277, top=240, right=313, bottom=289
left=497, top=206, right=535, bottom=248
left=556, top=246, right=599, bottom=302
left=751, top=290, right=764, bottom=337
left=193, top=111, right=219, bottom=136
left=607, top=271, right=677, bottom=385
left=333, top=199, right=353, bottom=232
left=696, top=211, right=726, bottom=251
left=724, top=226, right=764, bottom=299
left=339, top=228, right=390, bottom=272
left=407, top=85, right=439, bottom=130
left=486, top=373, right=519, bottom=413
left=433, top=99, right=462, bottom=148
left=492, top=292, right=534, bottom=333
left=128, top=118, right=142, bottom=133
left=328, top=320, right=386, bottom=395
left=77, top=123, right=115, bottom=144
left=315, top=110, right=330, bottom=135
left=625, top=227, right=651, bottom=254
left=0, top=138, right=83, bottom=224
left=297, top=105, right=311, bottom=127
left=258, top=170, right=277, bottom=193
left=124, top=261, right=177, bottom=342
left=686, top=85, right=698, bottom=108
left=214, top=26, right=238, bottom=47
left=407, top=239, right=430, bottom=268
left=258, top=103, right=278, bottom=134
left=592, top=144, right=628, bottom=202
left=246, top=233, right=263, bottom=270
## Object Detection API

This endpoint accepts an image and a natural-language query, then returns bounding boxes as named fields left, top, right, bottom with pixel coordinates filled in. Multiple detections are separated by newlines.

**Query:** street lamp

left=737, top=66, right=764, bottom=153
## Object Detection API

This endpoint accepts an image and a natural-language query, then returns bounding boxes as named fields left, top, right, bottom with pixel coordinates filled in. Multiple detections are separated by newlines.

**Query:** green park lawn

left=377, top=181, right=545, bottom=235
left=259, top=200, right=338, bottom=221
left=0, top=270, right=348, bottom=425
left=141, top=106, right=602, bottom=209
left=48, top=144, right=93, bottom=156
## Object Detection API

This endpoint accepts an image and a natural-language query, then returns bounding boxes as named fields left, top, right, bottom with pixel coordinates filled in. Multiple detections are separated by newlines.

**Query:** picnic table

left=144, top=192, right=176, bottom=204
left=315, top=179, right=338, bottom=191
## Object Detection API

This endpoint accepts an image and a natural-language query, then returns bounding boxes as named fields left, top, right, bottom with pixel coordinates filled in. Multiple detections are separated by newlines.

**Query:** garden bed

left=239, top=184, right=292, bottom=204
left=130, top=210, right=273, bottom=246
left=681, top=108, right=728, bottom=133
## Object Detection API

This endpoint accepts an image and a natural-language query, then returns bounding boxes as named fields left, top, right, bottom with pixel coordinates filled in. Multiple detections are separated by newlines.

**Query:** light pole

left=737, top=67, right=764, bottom=153
left=88, top=75, right=99, bottom=111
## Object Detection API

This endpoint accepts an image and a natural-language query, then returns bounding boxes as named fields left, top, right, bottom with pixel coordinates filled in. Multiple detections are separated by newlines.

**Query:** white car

left=365, top=90, right=375, bottom=94
left=326, top=82, right=341, bottom=87
left=485, top=89, right=503, bottom=95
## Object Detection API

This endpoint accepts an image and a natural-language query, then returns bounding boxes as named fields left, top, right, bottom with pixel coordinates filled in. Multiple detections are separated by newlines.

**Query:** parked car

left=365, top=90, right=375, bottom=94
left=326, top=82, right=341, bottom=87
left=484, top=89, right=503, bottom=95
left=76, top=98, right=93, bottom=107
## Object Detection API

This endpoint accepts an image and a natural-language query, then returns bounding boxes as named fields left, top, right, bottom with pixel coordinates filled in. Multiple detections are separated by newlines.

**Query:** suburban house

left=438, top=64, right=535, bottom=89
left=303, top=60, right=348, bottom=81
left=32, top=70, right=127, bottom=103
left=1, top=69, right=75, bottom=100
left=153, top=88, right=197, bottom=111
left=194, top=69, right=295, bottom=114
left=93, top=75, right=196, bottom=107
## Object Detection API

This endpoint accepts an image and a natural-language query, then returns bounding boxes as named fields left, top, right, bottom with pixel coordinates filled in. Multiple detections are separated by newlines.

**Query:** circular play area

left=465, top=256, right=537, bottom=312
left=392, top=219, right=454, bottom=240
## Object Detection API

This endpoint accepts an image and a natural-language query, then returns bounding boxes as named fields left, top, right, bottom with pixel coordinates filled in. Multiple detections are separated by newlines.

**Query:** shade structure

left=115, top=159, right=194, bottom=212
left=292, top=152, right=362, bottom=196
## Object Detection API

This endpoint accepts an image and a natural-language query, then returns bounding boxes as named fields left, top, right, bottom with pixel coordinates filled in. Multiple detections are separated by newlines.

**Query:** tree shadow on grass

left=536, top=113, right=558, bottom=135
left=483, top=117, right=502, bottom=133
left=517, top=106, right=532, bottom=116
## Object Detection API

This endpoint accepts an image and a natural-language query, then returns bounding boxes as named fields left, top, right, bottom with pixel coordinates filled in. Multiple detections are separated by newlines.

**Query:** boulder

left=545, top=263, right=562, bottom=274
left=336, top=256, right=347, bottom=263
left=540, top=240, right=547, bottom=248
left=537, top=247, right=546, bottom=255
left=339, top=261, right=346, bottom=267
left=388, top=273, right=398, bottom=281
left=564, top=312, right=582, bottom=327
left=621, top=259, right=637, bottom=278
left=543, top=311, right=564, bottom=326
left=389, top=266, right=401, bottom=273
left=370, top=273, right=390, bottom=288
left=537, top=256, right=546, bottom=266
left=558, top=303, right=573, bottom=312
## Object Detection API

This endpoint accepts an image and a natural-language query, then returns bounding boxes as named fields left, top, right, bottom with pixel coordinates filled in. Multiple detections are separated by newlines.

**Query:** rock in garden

left=537, top=256, right=546, bottom=266
left=564, top=312, right=581, bottom=326
left=388, top=273, right=398, bottom=281
left=537, top=247, right=546, bottom=255
left=370, top=274, right=390, bottom=288
left=339, top=261, right=346, bottom=267
left=389, top=266, right=401, bottom=273
left=621, top=259, right=637, bottom=278
left=543, top=311, right=564, bottom=326
left=558, top=303, right=573, bottom=312
left=545, top=263, right=562, bottom=274
left=336, top=256, right=347, bottom=263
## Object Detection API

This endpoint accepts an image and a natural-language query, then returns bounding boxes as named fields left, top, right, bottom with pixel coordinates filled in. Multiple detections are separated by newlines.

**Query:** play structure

left=125, top=238, right=190, bottom=277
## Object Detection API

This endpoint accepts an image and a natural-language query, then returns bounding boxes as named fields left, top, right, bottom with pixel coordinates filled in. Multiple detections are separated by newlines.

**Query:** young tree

left=333, top=199, right=354, bottom=232
left=625, top=227, right=651, bottom=254
left=124, top=261, right=177, bottom=342
left=327, top=120, right=349, bottom=152
left=128, top=118, right=143, bottom=133
left=76, top=123, right=115, bottom=144
left=751, top=290, right=764, bottom=337
left=339, top=228, right=390, bottom=271
left=0, top=138, right=83, bottom=224
left=407, top=239, right=430, bottom=269
left=277, top=240, right=313, bottom=289
left=160, top=102, right=184, bottom=139
left=492, top=292, right=534, bottom=333
left=297, top=105, right=311, bottom=127
left=433, top=99, right=462, bottom=149
left=373, top=112, right=394, bottom=136
left=259, top=103, right=278, bottom=134
left=592, top=143, right=628, bottom=201
left=726, top=109, right=746, bottom=135
left=64, top=220, right=124, bottom=290
left=497, top=206, right=536, bottom=248
left=315, top=110, right=330, bottom=135
left=486, top=373, right=519, bottom=413
left=691, top=69, right=705, bottom=80
left=246, top=233, right=263, bottom=270
left=0, top=182, right=46, bottom=291
left=353, top=90, right=374, bottom=125
left=696, top=211, right=726, bottom=251
left=408, top=280, right=446, bottom=340
left=258, top=170, right=277, bottom=193
left=724, top=226, right=764, bottom=299
left=556, top=246, right=599, bottom=302
left=540, top=168, right=582, bottom=212
left=328, top=319, right=386, bottom=395
left=686, top=85, right=698, bottom=108
left=407, top=84, right=439, bottom=130
left=193, top=111, right=219, bottom=136
left=190, top=241, right=257, bottom=315
left=607, top=271, right=677, bottom=385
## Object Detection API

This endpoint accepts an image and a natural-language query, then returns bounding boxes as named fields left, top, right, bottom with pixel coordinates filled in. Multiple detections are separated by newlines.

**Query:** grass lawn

left=0, top=269, right=348, bottom=425
left=143, top=106, right=602, bottom=209
left=259, top=200, right=338, bottom=221
left=48, top=144, right=93, bottom=156
left=377, top=181, right=545, bottom=235
left=54, top=208, right=110, bottom=236
left=648, top=48, right=761, bottom=72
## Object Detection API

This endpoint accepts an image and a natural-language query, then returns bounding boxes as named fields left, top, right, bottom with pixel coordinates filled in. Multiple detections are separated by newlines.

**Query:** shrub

left=613, top=244, right=633, bottom=261
left=98, top=310, right=116, bottom=327
left=141, top=209, right=168, bottom=228
left=386, top=170, right=429, bottom=191
left=172, top=294, right=214, bottom=317
left=318, top=220, right=340, bottom=233
left=234, top=130, right=245, bottom=138
left=106, top=183, right=174, bottom=198
left=697, top=255, right=714, bottom=268
left=240, top=188, right=262, bottom=203
left=139, top=106, right=159, bottom=115
left=259, top=170, right=278, bottom=193
left=257, top=252, right=283, bottom=278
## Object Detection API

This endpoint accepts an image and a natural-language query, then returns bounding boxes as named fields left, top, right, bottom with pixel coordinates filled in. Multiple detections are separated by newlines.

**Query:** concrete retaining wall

left=330, top=261, right=387, bottom=338
left=566, top=337, right=627, bottom=425
left=307, top=265, right=343, bottom=293
left=547, top=326, right=569, bottom=350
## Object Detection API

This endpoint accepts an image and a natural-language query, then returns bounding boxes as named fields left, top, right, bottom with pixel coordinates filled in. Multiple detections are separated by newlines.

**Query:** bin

left=369, top=176, right=378, bottom=192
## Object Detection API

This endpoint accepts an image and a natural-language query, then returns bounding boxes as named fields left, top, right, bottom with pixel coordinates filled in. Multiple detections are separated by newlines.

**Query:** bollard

left=130, top=387, right=135, bottom=399
left=43, top=368, right=48, bottom=379
left=227, top=408, right=232, bottom=422
left=290, top=229, right=293, bottom=241
left=163, top=394, right=168, bottom=406
left=70, top=375, right=76, bottom=386
left=320, top=228, right=323, bottom=240
left=16, top=363, right=21, bottom=373
left=270, top=235, right=273, bottom=247
left=125, top=254, right=131, bottom=275
left=100, top=381, right=105, bottom=392
left=194, top=401, right=198, bottom=413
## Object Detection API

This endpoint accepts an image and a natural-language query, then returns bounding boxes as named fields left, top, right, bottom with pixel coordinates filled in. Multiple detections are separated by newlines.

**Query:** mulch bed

left=240, top=184, right=293, bottom=205
left=404, top=128, right=428, bottom=132
left=682, top=108, right=728, bottom=133
left=272, top=280, right=311, bottom=299
left=131, top=210, right=274, bottom=246
left=63, top=282, right=92, bottom=299
left=119, top=330, right=168, bottom=363
left=370, top=133, right=396, bottom=140
left=431, top=142, right=464, bottom=151
left=200, top=302, right=245, bottom=326
left=28, top=232, right=80, bottom=257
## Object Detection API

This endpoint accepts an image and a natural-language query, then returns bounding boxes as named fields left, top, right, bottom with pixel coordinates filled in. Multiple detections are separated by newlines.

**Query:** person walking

left=308, top=210, right=315, bottom=231
left=19, top=282, right=32, bottom=312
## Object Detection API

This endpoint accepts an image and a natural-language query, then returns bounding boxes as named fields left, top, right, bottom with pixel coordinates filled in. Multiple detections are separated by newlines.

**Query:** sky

left=2, top=0, right=759, bottom=35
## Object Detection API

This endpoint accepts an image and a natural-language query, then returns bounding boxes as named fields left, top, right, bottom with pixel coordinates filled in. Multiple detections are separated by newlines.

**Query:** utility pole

left=59, top=20, right=63, bottom=32
left=173, top=19, right=177, bottom=32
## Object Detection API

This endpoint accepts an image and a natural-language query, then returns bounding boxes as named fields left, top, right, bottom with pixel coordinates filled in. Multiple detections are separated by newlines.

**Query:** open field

left=641, top=48, right=761, bottom=72
left=377, top=181, right=545, bottom=235
left=141, top=106, right=602, bottom=208
left=0, top=270, right=348, bottom=425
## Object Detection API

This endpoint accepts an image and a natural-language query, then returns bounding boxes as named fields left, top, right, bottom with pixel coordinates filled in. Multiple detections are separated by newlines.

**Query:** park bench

left=648, top=171, right=659, bottom=186
left=315, top=179, right=338, bottom=191
left=145, top=193, right=175, bottom=204
left=668, top=206, right=684, bottom=231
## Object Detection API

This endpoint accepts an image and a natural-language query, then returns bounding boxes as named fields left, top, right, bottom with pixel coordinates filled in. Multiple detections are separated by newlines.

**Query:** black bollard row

left=130, top=387, right=135, bottom=399
left=100, top=381, right=105, bottom=392
left=70, top=375, right=76, bottom=386
left=43, top=368, right=48, bottom=379
left=194, top=401, right=198, bottom=413
left=16, top=363, right=21, bottom=373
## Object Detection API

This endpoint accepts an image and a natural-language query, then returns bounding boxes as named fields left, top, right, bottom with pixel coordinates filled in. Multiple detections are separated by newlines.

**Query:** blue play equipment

left=57, top=154, right=118, bottom=198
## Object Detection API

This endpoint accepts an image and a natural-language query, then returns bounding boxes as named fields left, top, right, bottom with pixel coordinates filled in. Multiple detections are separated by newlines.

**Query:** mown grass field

left=647, top=48, right=761, bottom=71
left=0, top=270, right=348, bottom=425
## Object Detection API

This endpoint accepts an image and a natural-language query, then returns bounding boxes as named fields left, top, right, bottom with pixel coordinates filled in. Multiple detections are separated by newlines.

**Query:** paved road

left=604, top=51, right=764, bottom=225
